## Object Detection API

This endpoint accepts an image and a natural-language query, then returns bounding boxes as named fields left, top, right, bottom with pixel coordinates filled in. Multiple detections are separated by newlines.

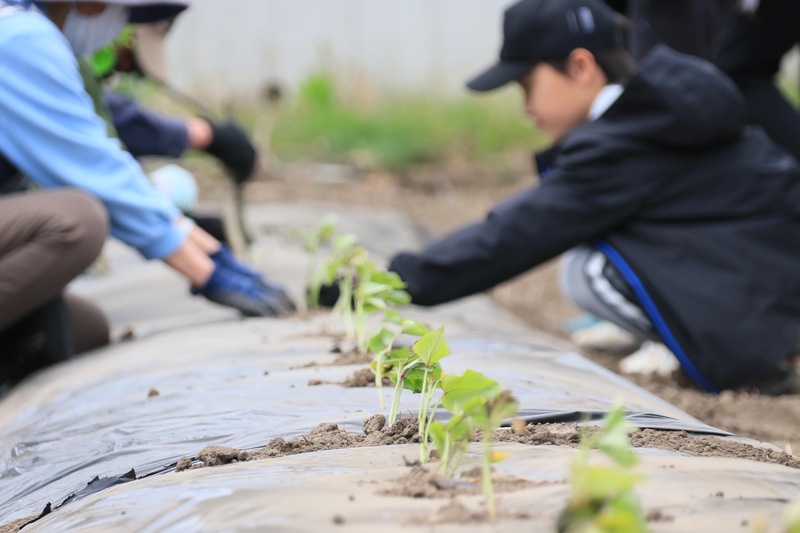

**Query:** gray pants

left=0, top=189, right=110, bottom=355
left=560, top=246, right=658, bottom=341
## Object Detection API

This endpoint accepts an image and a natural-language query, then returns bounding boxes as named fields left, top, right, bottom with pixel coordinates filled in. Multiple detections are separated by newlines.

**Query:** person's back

left=559, top=45, right=800, bottom=390
left=383, top=0, right=800, bottom=392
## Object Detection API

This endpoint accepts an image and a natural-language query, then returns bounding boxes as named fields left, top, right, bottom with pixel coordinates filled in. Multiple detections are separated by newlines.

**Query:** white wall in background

left=164, top=0, right=516, bottom=102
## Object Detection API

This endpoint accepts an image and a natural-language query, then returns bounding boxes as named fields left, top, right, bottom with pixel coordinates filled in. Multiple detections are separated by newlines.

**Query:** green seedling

left=430, top=370, right=504, bottom=477
left=321, top=233, right=411, bottom=353
left=749, top=500, right=800, bottom=533
left=385, top=327, right=450, bottom=463
left=302, top=213, right=339, bottom=311
left=786, top=502, right=800, bottom=533
left=558, top=404, right=649, bottom=533
left=353, top=269, right=410, bottom=355
left=475, top=390, right=518, bottom=521
left=429, top=370, right=518, bottom=520
left=323, top=233, right=361, bottom=339
left=368, top=314, right=429, bottom=409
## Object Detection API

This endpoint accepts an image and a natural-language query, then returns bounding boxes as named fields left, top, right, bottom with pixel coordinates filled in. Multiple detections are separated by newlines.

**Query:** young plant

left=750, top=500, right=800, bottom=533
left=322, top=233, right=360, bottom=339
left=428, top=370, right=518, bottom=520
left=558, top=404, right=649, bottom=533
left=385, top=327, right=450, bottom=463
left=473, top=390, right=519, bottom=521
left=368, top=313, right=429, bottom=409
left=301, top=213, right=339, bottom=311
left=786, top=502, right=800, bottom=533
left=321, top=234, right=411, bottom=353
left=353, top=269, right=410, bottom=355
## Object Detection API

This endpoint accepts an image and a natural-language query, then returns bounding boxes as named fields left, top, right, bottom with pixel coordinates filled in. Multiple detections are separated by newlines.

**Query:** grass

left=269, top=73, right=547, bottom=170
left=113, top=71, right=546, bottom=172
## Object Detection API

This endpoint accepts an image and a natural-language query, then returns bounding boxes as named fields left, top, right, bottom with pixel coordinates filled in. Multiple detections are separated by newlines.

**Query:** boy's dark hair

left=543, top=47, right=636, bottom=85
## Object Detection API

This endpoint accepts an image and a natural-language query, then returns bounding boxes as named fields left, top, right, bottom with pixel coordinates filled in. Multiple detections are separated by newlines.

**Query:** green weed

left=271, top=73, right=545, bottom=170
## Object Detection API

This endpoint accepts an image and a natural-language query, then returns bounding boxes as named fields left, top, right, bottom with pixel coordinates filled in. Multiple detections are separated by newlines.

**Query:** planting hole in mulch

left=382, top=465, right=545, bottom=499
left=308, top=368, right=391, bottom=388
left=291, top=342, right=371, bottom=370
left=405, top=498, right=532, bottom=526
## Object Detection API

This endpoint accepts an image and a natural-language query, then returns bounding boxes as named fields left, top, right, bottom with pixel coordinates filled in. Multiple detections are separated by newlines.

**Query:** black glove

left=205, top=121, right=258, bottom=184
left=315, top=282, right=341, bottom=309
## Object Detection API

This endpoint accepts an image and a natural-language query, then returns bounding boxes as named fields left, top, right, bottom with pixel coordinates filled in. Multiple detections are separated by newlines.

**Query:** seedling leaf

left=369, top=327, right=396, bottom=355
left=360, top=281, right=393, bottom=296
left=592, top=406, right=638, bottom=468
left=385, top=310, right=404, bottom=325
left=441, top=370, right=502, bottom=415
left=786, top=501, right=800, bottom=533
left=412, top=327, right=450, bottom=366
left=319, top=213, right=338, bottom=240
left=333, top=233, right=358, bottom=252
left=571, top=466, right=644, bottom=501
left=429, top=421, right=447, bottom=456
left=401, top=363, right=427, bottom=394
left=385, top=290, right=412, bottom=306
left=401, top=319, right=430, bottom=336
left=370, top=270, right=406, bottom=290
left=364, top=297, right=388, bottom=313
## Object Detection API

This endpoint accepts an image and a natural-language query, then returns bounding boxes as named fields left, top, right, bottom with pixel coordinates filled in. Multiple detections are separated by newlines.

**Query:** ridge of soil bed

left=177, top=419, right=800, bottom=473
left=176, top=414, right=418, bottom=471
left=496, top=424, right=800, bottom=468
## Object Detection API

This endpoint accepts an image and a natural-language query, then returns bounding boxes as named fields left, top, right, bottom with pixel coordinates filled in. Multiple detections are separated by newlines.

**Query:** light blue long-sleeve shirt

left=0, top=5, right=188, bottom=260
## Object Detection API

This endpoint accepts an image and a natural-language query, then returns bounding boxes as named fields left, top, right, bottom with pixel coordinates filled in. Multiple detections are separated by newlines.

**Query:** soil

left=176, top=410, right=799, bottom=476
left=646, top=509, right=675, bottom=523
left=587, top=351, right=800, bottom=452
left=495, top=423, right=800, bottom=469
left=408, top=498, right=532, bottom=526
left=292, top=344, right=372, bottom=370
left=382, top=465, right=542, bottom=499
left=307, top=368, right=389, bottom=388
left=330, top=348, right=372, bottom=366
left=342, top=368, right=390, bottom=388
left=175, top=415, right=419, bottom=472
left=221, top=162, right=800, bottom=452
left=0, top=514, right=38, bottom=533
left=629, top=429, right=800, bottom=468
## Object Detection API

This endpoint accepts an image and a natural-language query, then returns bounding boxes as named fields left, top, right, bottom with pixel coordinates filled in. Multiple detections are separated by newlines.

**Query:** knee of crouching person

left=58, top=189, right=109, bottom=261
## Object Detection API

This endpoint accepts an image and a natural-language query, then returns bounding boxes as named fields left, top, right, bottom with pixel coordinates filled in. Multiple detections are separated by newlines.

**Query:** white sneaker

left=571, top=321, right=639, bottom=352
left=619, top=341, right=679, bottom=377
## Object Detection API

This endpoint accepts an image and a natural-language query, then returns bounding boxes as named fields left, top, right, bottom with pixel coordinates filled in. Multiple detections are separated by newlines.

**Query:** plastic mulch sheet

left=1, top=203, right=795, bottom=530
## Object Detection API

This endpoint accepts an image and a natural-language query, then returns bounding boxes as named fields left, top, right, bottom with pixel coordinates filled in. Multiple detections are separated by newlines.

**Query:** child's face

left=518, top=49, right=605, bottom=143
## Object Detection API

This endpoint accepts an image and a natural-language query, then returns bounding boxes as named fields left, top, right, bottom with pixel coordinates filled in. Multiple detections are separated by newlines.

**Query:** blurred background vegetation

left=118, top=72, right=547, bottom=175
left=269, top=73, right=545, bottom=170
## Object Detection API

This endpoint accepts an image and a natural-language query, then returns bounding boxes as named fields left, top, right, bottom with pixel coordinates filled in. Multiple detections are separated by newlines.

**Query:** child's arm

left=389, top=144, right=657, bottom=306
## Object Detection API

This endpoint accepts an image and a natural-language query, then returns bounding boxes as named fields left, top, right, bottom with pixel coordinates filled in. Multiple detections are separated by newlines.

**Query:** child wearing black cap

left=387, top=0, right=800, bottom=394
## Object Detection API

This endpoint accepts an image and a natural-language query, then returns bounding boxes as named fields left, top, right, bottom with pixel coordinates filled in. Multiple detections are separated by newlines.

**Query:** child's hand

left=194, top=263, right=294, bottom=317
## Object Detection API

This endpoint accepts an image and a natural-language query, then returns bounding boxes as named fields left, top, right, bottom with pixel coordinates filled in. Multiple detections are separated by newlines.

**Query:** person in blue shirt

left=0, top=0, right=295, bottom=390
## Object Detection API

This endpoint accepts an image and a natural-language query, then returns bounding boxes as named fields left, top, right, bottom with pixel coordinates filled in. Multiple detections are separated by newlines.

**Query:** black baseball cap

left=467, top=0, right=625, bottom=92
left=130, top=5, right=188, bottom=23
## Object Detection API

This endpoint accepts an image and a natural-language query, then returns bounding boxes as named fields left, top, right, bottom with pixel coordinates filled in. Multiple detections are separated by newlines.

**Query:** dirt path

left=200, top=161, right=800, bottom=452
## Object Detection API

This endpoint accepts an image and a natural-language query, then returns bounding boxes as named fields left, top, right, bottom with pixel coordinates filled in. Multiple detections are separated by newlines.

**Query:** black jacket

left=389, top=46, right=800, bottom=390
